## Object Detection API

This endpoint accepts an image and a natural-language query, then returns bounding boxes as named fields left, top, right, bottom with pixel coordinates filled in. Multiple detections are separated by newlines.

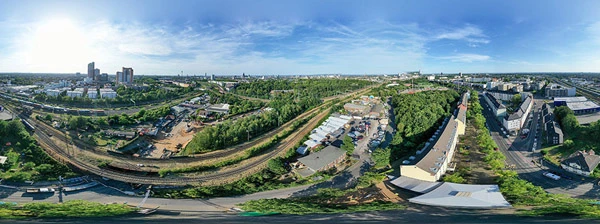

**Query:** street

left=479, top=94, right=600, bottom=199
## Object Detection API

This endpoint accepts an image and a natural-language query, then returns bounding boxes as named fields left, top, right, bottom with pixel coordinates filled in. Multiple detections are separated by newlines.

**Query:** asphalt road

left=480, top=94, right=600, bottom=199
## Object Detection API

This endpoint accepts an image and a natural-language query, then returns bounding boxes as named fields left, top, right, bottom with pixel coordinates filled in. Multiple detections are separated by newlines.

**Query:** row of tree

left=387, top=90, right=460, bottom=160
left=0, top=120, right=74, bottom=181
left=185, top=93, right=322, bottom=154
left=206, top=90, right=264, bottom=116
left=232, top=79, right=373, bottom=99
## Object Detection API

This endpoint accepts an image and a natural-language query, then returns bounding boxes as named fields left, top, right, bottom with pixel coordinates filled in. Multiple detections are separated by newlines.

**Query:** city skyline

left=2, top=0, right=600, bottom=75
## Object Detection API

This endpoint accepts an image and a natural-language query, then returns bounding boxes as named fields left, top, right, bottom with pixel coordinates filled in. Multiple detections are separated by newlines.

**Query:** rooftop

left=562, top=151, right=600, bottom=172
left=411, top=116, right=458, bottom=175
left=390, top=176, right=443, bottom=194
left=554, top=96, right=588, bottom=103
left=408, top=182, right=512, bottom=209
left=567, top=101, right=600, bottom=111
left=0, top=108, right=13, bottom=121
left=484, top=93, right=505, bottom=109
left=297, top=145, right=346, bottom=172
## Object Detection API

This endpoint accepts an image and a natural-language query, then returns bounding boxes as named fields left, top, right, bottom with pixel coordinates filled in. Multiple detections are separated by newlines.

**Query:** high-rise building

left=94, top=68, right=100, bottom=81
left=116, top=72, right=124, bottom=84
left=123, top=67, right=134, bottom=83
left=87, top=62, right=95, bottom=80
left=116, top=67, right=134, bottom=84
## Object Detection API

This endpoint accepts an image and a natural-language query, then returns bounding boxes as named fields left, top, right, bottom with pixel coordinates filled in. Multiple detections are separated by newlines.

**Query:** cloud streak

left=0, top=19, right=495, bottom=74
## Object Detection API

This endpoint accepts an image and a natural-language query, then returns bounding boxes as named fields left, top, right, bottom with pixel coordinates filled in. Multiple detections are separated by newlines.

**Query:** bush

left=442, top=172, right=466, bottom=183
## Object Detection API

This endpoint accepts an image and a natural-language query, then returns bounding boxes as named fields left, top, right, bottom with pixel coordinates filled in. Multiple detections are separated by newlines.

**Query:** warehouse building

left=553, top=97, right=600, bottom=115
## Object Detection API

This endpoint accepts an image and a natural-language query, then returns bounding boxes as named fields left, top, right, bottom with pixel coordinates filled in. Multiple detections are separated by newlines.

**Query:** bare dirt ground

left=330, top=181, right=404, bottom=205
left=150, top=120, right=202, bottom=157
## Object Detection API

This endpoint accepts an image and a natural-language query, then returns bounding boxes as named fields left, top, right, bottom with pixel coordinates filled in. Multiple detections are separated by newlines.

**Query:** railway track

left=3, top=85, right=375, bottom=185
left=17, top=85, right=375, bottom=167
left=28, top=106, right=329, bottom=185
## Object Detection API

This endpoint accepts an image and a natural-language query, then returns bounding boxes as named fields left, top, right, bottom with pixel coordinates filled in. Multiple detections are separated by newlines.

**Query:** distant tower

left=87, top=62, right=95, bottom=80
left=122, top=67, right=134, bottom=84
left=94, top=68, right=100, bottom=81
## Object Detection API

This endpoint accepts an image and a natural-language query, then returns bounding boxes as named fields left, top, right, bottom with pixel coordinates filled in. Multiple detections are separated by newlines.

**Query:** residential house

left=561, top=150, right=600, bottom=176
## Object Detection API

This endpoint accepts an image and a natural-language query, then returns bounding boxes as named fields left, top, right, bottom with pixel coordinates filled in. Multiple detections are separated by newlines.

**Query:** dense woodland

left=387, top=90, right=460, bottom=160
left=184, top=93, right=322, bottom=154
left=206, top=90, right=264, bottom=116
left=232, top=79, right=373, bottom=99
left=0, top=120, right=74, bottom=181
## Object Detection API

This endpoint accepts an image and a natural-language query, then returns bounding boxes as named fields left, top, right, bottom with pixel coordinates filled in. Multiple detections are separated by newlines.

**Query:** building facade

left=399, top=92, right=469, bottom=182
left=545, top=83, right=576, bottom=98
left=561, top=150, right=600, bottom=177
left=87, top=62, right=95, bottom=80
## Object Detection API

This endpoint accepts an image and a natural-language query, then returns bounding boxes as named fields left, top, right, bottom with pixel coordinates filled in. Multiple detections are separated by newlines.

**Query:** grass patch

left=239, top=188, right=405, bottom=215
left=240, top=198, right=404, bottom=215
left=0, top=200, right=136, bottom=219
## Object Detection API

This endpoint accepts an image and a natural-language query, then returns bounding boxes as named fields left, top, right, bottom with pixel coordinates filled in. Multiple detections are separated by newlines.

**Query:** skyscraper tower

left=122, top=67, right=134, bottom=83
left=87, top=62, right=95, bottom=80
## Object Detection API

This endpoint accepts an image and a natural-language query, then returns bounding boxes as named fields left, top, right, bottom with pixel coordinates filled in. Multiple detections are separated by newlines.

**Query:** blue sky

left=1, top=0, right=600, bottom=75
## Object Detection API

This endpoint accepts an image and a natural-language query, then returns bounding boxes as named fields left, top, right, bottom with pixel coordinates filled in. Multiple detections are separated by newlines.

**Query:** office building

left=87, top=62, right=95, bottom=80
left=545, top=83, right=576, bottom=98
left=94, top=68, right=100, bottom=81
left=117, top=67, right=134, bottom=84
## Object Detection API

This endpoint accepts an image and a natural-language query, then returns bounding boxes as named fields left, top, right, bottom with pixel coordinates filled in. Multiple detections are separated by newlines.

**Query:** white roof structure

left=304, top=140, right=320, bottom=148
left=314, top=129, right=329, bottom=137
left=390, top=176, right=443, bottom=194
left=309, top=133, right=327, bottom=142
left=554, top=96, right=588, bottom=103
left=408, top=182, right=511, bottom=209
left=0, top=156, right=7, bottom=164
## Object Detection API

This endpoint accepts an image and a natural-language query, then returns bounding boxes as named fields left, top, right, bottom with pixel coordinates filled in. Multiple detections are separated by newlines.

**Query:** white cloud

left=0, top=19, right=494, bottom=74
left=434, top=25, right=490, bottom=46
left=437, top=54, right=490, bottom=63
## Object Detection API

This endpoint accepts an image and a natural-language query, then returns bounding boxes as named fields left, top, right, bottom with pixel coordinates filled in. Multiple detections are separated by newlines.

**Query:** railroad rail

left=2, top=85, right=375, bottom=185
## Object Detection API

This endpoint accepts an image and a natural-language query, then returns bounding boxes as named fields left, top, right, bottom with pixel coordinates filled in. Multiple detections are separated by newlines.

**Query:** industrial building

left=297, top=145, right=346, bottom=177
left=553, top=97, right=600, bottom=115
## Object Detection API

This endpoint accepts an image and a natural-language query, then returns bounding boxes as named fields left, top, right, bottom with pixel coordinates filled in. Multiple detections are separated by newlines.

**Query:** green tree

left=372, top=147, right=391, bottom=168
left=564, top=139, right=574, bottom=148
left=44, top=114, right=52, bottom=121
left=342, top=135, right=355, bottom=155
left=442, top=172, right=466, bottom=183
left=22, top=162, right=36, bottom=171
left=267, top=158, right=287, bottom=175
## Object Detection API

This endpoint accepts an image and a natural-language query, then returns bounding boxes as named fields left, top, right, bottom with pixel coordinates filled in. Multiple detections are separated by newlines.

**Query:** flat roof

left=567, top=101, right=600, bottom=111
left=554, top=96, right=588, bottom=103
left=390, top=176, right=443, bottom=194
left=0, top=109, right=13, bottom=121
left=297, top=146, right=345, bottom=172
left=408, top=182, right=512, bottom=209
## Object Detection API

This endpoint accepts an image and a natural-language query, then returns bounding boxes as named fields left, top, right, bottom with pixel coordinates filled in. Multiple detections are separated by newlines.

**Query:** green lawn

left=0, top=200, right=136, bottom=219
